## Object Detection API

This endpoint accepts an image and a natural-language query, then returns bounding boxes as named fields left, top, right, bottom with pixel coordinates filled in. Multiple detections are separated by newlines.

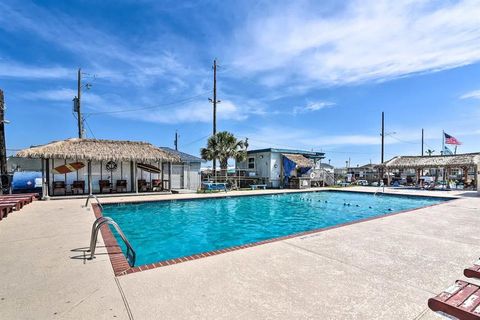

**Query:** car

left=355, top=180, right=369, bottom=186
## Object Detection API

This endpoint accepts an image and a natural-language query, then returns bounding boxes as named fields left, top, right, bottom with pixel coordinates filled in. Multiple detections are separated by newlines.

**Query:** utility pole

left=0, top=89, right=7, bottom=194
left=76, top=68, right=83, bottom=138
left=174, top=130, right=178, bottom=151
left=421, top=128, right=424, bottom=156
left=212, top=59, right=217, bottom=136
left=208, top=59, right=221, bottom=180
left=380, top=111, right=385, bottom=184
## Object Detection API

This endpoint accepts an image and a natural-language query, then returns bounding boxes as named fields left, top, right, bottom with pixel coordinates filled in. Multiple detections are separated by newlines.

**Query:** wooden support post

left=87, top=160, right=92, bottom=195
left=161, top=161, right=164, bottom=191
left=133, top=161, right=138, bottom=193
left=41, top=158, right=49, bottom=200
left=169, top=162, right=172, bottom=191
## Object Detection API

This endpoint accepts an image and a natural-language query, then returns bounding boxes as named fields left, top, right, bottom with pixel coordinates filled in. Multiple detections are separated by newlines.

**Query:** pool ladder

left=89, top=216, right=136, bottom=267
left=84, top=194, right=103, bottom=210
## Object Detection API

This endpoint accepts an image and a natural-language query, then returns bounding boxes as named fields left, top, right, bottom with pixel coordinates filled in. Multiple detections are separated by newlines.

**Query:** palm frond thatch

left=283, top=154, right=313, bottom=168
left=382, top=153, right=480, bottom=169
left=16, top=138, right=180, bottom=162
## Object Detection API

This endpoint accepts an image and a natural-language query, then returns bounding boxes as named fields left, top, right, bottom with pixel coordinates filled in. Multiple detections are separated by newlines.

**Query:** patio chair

left=152, top=179, right=162, bottom=191
left=428, top=279, right=480, bottom=319
left=99, top=180, right=112, bottom=193
left=52, top=181, right=66, bottom=195
left=137, top=179, right=148, bottom=192
left=71, top=180, right=85, bottom=195
left=116, top=180, right=127, bottom=193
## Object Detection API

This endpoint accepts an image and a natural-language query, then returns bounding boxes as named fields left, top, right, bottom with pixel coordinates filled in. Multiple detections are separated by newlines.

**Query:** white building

left=236, top=148, right=325, bottom=188
left=159, top=147, right=202, bottom=191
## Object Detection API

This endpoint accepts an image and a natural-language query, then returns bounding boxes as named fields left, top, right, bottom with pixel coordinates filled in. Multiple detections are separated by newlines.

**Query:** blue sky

left=1, top=0, right=480, bottom=167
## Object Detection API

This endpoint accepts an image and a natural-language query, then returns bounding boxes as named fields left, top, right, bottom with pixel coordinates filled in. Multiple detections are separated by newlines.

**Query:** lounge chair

left=53, top=181, right=66, bottom=195
left=0, top=200, right=23, bottom=211
left=99, top=180, right=112, bottom=193
left=428, top=280, right=480, bottom=319
left=152, top=179, right=162, bottom=191
left=137, top=180, right=149, bottom=192
left=116, top=180, right=127, bottom=193
left=71, top=181, right=85, bottom=195
left=464, top=259, right=480, bottom=280
left=0, top=195, right=33, bottom=204
left=0, top=204, right=14, bottom=220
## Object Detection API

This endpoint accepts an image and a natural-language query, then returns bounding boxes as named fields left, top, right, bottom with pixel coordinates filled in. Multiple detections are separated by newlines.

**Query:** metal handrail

left=84, top=194, right=103, bottom=210
left=88, top=216, right=136, bottom=267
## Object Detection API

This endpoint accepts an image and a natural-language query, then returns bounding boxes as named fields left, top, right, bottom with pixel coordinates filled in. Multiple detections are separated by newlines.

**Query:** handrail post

left=84, top=194, right=103, bottom=210
left=88, top=216, right=136, bottom=267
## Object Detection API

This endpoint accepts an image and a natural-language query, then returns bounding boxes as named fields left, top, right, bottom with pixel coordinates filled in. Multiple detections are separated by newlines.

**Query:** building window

left=248, top=157, right=255, bottom=169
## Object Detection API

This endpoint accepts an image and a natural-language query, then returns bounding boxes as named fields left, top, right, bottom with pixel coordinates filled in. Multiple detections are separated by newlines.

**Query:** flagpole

left=441, top=130, right=445, bottom=155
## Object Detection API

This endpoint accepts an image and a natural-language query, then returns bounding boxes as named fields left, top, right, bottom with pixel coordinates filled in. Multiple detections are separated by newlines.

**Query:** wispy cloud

left=0, top=61, right=72, bottom=79
left=460, top=89, right=480, bottom=100
left=293, top=101, right=335, bottom=114
left=229, top=0, right=480, bottom=89
left=0, top=1, right=204, bottom=88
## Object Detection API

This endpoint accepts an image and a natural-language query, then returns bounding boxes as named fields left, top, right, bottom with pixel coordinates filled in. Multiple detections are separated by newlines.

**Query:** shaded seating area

left=15, top=138, right=180, bottom=198
left=0, top=193, right=38, bottom=222
left=381, top=153, right=480, bottom=193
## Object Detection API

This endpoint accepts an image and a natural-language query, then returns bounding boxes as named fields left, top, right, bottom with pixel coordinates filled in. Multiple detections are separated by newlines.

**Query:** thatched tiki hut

left=381, top=153, right=480, bottom=193
left=16, top=138, right=180, bottom=198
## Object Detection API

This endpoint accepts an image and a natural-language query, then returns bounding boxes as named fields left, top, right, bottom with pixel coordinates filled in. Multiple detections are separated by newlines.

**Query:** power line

left=182, top=134, right=211, bottom=147
left=84, top=118, right=96, bottom=139
left=387, top=135, right=421, bottom=145
left=84, top=91, right=210, bottom=116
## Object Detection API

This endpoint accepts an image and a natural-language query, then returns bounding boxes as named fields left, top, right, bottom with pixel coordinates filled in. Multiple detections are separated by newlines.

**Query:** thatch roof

left=16, top=138, right=180, bottom=162
left=283, top=153, right=314, bottom=168
left=382, top=153, right=480, bottom=169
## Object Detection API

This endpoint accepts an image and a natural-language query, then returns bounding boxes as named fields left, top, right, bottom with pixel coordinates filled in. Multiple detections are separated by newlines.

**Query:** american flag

left=444, top=132, right=462, bottom=145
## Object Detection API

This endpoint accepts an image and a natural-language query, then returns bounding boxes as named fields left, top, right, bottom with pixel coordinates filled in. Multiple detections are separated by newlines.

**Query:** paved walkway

left=1, top=187, right=479, bottom=319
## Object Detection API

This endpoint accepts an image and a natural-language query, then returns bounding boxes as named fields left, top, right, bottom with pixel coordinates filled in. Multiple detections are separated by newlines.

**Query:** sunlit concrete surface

left=1, top=187, right=478, bottom=319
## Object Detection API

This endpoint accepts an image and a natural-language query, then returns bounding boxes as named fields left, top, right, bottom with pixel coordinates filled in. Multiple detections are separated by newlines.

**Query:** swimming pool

left=100, top=191, right=449, bottom=269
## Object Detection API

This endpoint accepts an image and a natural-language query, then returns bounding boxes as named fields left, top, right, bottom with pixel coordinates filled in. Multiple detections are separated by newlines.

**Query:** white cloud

left=22, top=89, right=106, bottom=107
left=229, top=0, right=480, bottom=88
left=146, top=100, right=246, bottom=124
left=293, top=101, right=335, bottom=114
left=0, top=62, right=72, bottom=79
left=460, top=89, right=480, bottom=100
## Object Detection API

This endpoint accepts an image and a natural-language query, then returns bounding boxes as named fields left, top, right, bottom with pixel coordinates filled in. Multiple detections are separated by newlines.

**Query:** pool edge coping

left=92, top=190, right=457, bottom=277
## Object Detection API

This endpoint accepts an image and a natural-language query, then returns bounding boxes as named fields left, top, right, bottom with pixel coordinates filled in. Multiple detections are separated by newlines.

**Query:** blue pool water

left=101, top=191, right=448, bottom=266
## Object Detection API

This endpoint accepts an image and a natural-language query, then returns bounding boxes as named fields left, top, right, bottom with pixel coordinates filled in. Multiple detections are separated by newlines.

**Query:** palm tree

left=425, top=149, right=435, bottom=156
left=201, top=131, right=247, bottom=180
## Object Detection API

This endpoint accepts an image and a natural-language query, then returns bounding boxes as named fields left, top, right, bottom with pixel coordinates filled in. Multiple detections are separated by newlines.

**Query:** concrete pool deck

left=0, top=187, right=479, bottom=319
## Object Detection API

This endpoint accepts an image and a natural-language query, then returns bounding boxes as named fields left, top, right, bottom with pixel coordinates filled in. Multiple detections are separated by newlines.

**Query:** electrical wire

left=182, top=134, right=211, bottom=147
left=84, top=91, right=211, bottom=116
left=84, top=118, right=96, bottom=139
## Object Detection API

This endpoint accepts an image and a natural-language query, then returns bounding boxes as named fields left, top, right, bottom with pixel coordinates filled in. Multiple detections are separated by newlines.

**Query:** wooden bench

left=250, top=184, right=267, bottom=190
